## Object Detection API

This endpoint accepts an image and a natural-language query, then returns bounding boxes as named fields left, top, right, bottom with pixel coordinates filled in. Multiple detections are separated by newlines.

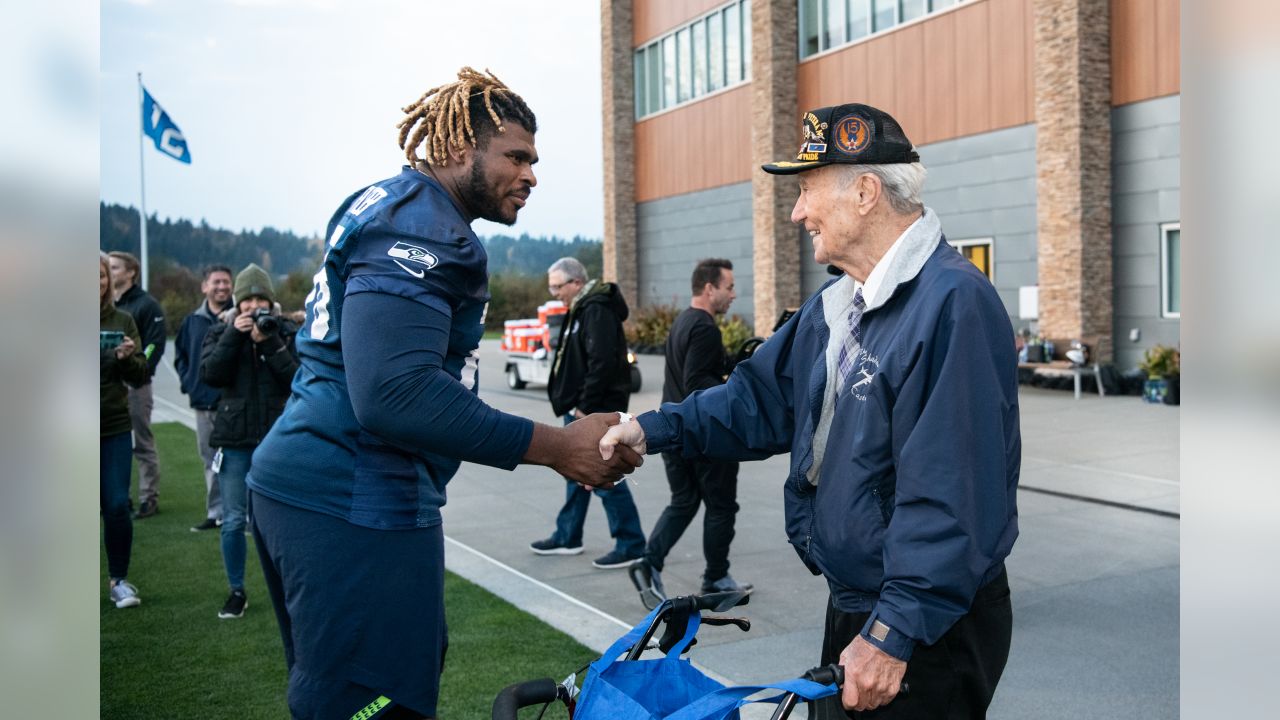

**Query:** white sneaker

left=110, top=581, right=141, bottom=609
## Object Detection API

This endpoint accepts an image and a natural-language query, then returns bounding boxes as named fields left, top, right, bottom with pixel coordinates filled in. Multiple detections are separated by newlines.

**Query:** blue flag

left=141, top=87, right=191, bottom=164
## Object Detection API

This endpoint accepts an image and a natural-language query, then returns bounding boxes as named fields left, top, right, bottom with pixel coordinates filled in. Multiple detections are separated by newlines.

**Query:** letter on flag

left=141, top=88, right=191, bottom=164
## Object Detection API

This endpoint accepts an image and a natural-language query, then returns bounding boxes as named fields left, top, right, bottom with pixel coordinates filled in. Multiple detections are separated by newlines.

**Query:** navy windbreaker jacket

left=637, top=218, right=1020, bottom=661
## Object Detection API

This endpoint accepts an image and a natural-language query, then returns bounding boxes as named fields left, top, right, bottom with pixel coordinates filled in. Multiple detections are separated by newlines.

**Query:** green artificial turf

left=102, top=422, right=594, bottom=719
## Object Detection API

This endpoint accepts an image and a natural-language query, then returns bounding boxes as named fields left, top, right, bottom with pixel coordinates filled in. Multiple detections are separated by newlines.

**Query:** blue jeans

left=550, top=415, right=645, bottom=557
left=218, top=447, right=252, bottom=590
left=100, top=431, right=134, bottom=580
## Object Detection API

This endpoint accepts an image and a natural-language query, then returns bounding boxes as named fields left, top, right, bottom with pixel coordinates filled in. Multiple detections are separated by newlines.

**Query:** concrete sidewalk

left=152, top=340, right=1178, bottom=717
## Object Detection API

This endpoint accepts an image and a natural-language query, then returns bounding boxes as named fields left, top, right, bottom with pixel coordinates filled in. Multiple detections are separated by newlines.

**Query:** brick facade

left=750, top=0, right=800, bottom=336
left=601, top=0, right=639, bottom=306
left=1034, top=0, right=1113, bottom=361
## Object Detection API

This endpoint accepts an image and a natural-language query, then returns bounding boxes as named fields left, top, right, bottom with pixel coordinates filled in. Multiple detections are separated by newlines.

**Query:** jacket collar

left=862, top=206, right=942, bottom=313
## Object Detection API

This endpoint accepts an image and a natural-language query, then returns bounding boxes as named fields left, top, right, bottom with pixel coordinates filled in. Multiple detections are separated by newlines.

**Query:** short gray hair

left=548, top=256, right=588, bottom=282
left=836, top=162, right=927, bottom=215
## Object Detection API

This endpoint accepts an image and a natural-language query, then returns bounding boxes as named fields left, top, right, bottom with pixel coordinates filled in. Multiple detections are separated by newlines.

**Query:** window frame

left=947, top=236, right=996, bottom=283
left=1160, top=222, right=1181, bottom=319
left=634, top=0, right=750, bottom=120
left=799, top=0, right=970, bottom=60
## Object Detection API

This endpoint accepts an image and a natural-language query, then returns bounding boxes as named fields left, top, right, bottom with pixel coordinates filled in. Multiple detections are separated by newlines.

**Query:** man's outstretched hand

left=599, top=415, right=647, bottom=460
left=524, top=412, right=644, bottom=487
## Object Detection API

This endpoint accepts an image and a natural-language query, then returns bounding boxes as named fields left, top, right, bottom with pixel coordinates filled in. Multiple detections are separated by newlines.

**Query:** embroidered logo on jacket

left=849, top=351, right=880, bottom=402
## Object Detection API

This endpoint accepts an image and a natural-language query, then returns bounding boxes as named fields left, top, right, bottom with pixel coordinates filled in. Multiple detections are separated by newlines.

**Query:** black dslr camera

left=251, top=308, right=279, bottom=335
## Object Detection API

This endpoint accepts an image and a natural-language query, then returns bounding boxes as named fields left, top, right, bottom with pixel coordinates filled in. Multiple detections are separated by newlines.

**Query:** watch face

left=870, top=619, right=891, bottom=642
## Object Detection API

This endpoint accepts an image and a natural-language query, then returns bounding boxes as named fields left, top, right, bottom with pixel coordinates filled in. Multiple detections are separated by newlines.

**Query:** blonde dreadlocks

left=397, top=67, right=537, bottom=168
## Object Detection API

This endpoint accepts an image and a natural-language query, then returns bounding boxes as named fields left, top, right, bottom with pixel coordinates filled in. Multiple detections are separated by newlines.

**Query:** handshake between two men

left=522, top=412, right=649, bottom=488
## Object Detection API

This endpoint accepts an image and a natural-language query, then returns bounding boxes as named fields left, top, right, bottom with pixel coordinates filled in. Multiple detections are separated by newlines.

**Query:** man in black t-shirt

left=630, top=258, right=753, bottom=608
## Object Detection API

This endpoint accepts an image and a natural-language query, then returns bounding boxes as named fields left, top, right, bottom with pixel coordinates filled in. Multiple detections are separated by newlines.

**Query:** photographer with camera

left=200, top=263, right=299, bottom=620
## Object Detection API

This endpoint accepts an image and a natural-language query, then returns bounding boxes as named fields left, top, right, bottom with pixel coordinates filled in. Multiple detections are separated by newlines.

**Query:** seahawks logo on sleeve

left=387, top=242, right=439, bottom=279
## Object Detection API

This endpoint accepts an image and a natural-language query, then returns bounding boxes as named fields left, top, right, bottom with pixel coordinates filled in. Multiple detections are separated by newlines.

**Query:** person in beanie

left=200, top=263, right=299, bottom=620
left=602, top=103, right=1020, bottom=718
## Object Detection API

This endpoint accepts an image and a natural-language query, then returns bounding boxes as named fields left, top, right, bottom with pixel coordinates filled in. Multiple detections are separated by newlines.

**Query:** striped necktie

left=836, top=288, right=867, bottom=394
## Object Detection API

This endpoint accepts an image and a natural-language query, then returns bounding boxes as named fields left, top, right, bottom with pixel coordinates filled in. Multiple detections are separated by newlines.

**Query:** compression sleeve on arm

left=343, top=290, right=534, bottom=470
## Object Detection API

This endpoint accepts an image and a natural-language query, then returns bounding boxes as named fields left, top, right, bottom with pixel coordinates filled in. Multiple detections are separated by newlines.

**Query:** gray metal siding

left=1112, top=94, right=1180, bottom=371
left=636, top=182, right=755, bottom=322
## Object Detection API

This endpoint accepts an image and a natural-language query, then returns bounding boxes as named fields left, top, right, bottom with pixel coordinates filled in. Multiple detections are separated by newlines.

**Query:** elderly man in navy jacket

left=602, top=103, right=1020, bottom=719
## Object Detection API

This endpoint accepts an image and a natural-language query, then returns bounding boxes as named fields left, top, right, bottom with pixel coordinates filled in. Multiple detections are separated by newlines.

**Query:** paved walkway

left=154, top=340, right=1179, bottom=718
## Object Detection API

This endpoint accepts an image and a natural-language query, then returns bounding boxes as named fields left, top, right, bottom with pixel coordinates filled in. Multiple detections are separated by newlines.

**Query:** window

left=1161, top=223, right=1180, bottom=318
left=848, top=0, right=871, bottom=42
left=900, top=0, right=928, bottom=24
left=646, top=43, right=661, bottom=112
left=872, top=0, right=897, bottom=31
left=634, top=0, right=752, bottom=119
left=800, top=0, right=967, bottom=59
left=949, top=238, right=994, bottom=281
left=800, top=0, right=821, bottom=57
left=725, top=2, right=742, bottom=85
left=662, top=36, right=676, bottom=108
left=692, top=20, right=708, bottom=97
left=634, top=50, right=647, bottom=117
left=708, top=13, right=725, bottom=90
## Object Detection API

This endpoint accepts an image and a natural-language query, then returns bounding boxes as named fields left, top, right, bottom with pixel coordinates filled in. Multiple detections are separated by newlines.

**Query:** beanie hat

left=233, top=263, right=276, bottom=305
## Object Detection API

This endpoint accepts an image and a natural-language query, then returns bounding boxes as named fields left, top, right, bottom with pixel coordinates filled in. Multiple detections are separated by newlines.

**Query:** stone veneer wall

left=601, top=0, right=638, bottom=306
left=750, top=0, right=800, bottom=336
left=1034, top=0, right=1114, bottom=361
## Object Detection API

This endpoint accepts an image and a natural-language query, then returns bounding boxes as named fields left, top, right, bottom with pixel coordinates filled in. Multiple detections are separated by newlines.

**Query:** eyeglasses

left=548, top=279, right=579, bottom=295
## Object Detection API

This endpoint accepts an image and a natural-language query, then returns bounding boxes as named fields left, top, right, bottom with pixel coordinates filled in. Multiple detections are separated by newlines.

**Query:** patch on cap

left=833, top=114, right=872, bottom=156
left=794, top=112, right=830, bottom=161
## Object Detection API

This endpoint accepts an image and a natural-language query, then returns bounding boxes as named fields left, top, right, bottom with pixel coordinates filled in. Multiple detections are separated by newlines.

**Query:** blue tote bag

left=574, top=605, right=837, bottom=720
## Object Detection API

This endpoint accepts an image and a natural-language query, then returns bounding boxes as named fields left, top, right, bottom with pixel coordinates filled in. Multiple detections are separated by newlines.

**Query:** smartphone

left=100, top=330, right=125, bottom=350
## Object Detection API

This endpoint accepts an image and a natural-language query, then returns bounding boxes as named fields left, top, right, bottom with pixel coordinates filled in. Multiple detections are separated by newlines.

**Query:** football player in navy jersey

left=247, top=68, right=643, bottom=720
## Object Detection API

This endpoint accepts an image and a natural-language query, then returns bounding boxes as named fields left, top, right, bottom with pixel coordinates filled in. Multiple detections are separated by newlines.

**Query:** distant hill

left=100, top=203, right=324, bottom=276
left=99, top=202, right=601, bottom=278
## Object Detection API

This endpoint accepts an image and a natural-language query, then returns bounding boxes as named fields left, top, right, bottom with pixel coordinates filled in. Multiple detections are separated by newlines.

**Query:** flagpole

left=137, top=71, right=150, bottom=291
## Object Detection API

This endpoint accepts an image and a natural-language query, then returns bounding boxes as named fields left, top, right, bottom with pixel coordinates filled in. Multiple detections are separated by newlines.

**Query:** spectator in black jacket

left=630, top=259, right=752, bottom=609
left=531, top=257, right=646, bottom=569
left=201, top=263, right=299, bottom=620
left=175, top=264, right=233, bottom=532
left=108, top=251, right=166, bottom=519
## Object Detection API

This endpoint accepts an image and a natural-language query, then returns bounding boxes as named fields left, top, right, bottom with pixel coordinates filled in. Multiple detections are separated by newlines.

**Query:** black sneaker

left=592, top=550, right=643, bottom=570
left=529, top=537, right=584, bottom=556
left=701, top=573, right=754, bottom=595
left=135, top=499, right=159, bottom=519
left=218, top=590, right=247, bottom=619
left=628, top=560, right=668, bottom=610
left=190, top=518, right=222, bottom=532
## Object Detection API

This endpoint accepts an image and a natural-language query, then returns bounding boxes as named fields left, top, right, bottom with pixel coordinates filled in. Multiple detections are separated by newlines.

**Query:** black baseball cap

left=762, top=103, right=919, bottom=175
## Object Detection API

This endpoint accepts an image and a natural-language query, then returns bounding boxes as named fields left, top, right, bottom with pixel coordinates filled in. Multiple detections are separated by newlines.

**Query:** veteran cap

left=762, top=103, right=919, bottom=175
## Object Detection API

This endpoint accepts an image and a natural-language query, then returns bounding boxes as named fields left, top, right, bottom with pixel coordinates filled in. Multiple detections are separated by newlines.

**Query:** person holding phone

left=100, top=252, right=148, bottom=608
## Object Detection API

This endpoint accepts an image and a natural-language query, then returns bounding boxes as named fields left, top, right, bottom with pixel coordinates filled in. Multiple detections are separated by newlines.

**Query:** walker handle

left=491, top=678, right=559, bottom=720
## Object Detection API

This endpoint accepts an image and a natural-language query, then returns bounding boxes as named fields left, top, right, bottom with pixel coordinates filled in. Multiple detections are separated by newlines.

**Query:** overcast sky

left=100, top=0, right=604, bottom=240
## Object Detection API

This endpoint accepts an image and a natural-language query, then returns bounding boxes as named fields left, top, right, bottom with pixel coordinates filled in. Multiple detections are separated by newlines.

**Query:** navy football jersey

left=248, top=168, right=513, bottom=529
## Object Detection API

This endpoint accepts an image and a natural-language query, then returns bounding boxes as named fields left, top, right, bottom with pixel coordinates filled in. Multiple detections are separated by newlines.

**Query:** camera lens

left=253, top=309, right=279, bottom=334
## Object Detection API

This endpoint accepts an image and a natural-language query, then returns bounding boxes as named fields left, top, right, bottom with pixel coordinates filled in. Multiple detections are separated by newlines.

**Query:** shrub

left=486, top=273, right=548, bottom=330
left=718, top=314, right=755, bottom=356
left=625, top=303, right=680, bottom=352
left=1138, top=345, right=1180, bottom=379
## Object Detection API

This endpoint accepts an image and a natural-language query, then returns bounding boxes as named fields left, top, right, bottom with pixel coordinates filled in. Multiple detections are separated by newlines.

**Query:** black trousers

left=813, top=567, right=1012, bottom=720
left=644, top=452, right=740, bottom=580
